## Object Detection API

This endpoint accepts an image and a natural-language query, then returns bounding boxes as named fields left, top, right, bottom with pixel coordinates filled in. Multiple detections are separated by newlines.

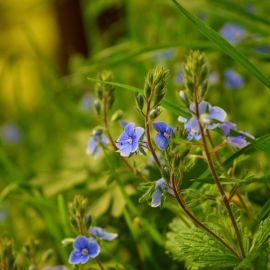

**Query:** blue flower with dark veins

left=178, top=101, right=227, bottom=140
left=116, top=123, right=144, bottom=157
left=87, top=130, right=108, bottom=158
left=224, top=69, right=243, bottom=89
left=151, top=178, right=173, bottom=207
left=220, top=23, right=246, bottom=45
left=89, top=227, right=118, bottom=241
left=219, top=121, right=254, bottom=148
left=69, top=236, right=100, bottom=265
left=153, top=122, right=175, bottom=150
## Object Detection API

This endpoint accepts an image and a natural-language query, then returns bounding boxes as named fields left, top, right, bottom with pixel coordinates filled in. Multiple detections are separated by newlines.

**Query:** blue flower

left=220, top=23, right=246, bottom=45
left=69, top=236, right=100, bottom=265
left=178, top=101, right=227, bottom=140
left=175, top=64, right=184, bottom=85
left=116, top=123, right=144, bottom=157
left=219, top=121, right=254, bottom=148
left=224, top=69, right=243, bottom=89
left=1, top=123, right=21, bottom=144
left=80, top=93, right=92, bottom=112
left=151, top=178, right=173, bottom=207
left=89, top=227, right=118, bottom=241
left=87, top=130, right=108, bottom=158
left=153, top=122, right=175, bottom=150
left=153, top=49, right=175, bottom=61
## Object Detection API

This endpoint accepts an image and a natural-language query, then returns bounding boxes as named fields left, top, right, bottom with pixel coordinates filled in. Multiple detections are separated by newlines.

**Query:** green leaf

left=171, top=0, right=270, bottom=89
left=166, top=218, right=240, bottom=269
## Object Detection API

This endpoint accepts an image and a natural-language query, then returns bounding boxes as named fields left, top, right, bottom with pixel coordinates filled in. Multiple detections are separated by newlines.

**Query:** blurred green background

left=0, top=0, right=270, bottom=269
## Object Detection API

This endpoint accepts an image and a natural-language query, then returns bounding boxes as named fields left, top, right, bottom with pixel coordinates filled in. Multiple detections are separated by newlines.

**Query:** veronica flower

left=87, top=130, right=108, bottom=158
left=151, top=178, right=173, bottom=207
left=80, top=93, right=92, bottom=112
left=219, top=121, right=254, bottom=148
left=220, top=23, right=246, bottom=45
left=175, top=64, right=184, bottom=85
left=153, top=49, right=175, bottom=61
left=178, top=101, right=227, bottom=140
left=1, top=123, right=21, bottom=144
left=116, top=122, right=144, bottom=157
left=153, top=122, right=175, bottom=150
left=89, top=227, right=118, bottom=241
left=69, top=236, right=100, bottom=265
left=224, top=69, right=243, bottom=89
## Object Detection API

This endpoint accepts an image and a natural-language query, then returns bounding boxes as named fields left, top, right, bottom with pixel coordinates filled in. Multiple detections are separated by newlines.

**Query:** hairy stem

left=171, top=173, right=240, bottom=258
left=206, top=130, right=250, bottom=215
left=145, top=100, right=161, bottom=169
left=194, top=96, right=245, bottom=258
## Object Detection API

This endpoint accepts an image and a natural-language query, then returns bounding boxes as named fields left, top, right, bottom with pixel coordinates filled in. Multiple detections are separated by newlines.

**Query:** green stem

left=194, top=96, right=245, bottom=258
left=171, top=173, right=240, bottom=258
left=95, top=257, right=105, bottom=270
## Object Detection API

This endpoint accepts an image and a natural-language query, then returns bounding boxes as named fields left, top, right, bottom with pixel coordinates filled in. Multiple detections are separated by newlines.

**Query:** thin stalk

left=206, top=130, right=250, bottom=215
left=194, top=96, right=245, bottom=258
left=145, top=100, right=161, bottom=168
left=103, top=94, right=146, bottom=181
left=95, top=257, right=105, bottom=270
left=171, top=173, right=240, bottom=258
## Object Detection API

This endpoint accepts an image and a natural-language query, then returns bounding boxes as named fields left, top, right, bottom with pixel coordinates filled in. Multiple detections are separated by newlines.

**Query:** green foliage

left=166, top=218, right=240, bottom=269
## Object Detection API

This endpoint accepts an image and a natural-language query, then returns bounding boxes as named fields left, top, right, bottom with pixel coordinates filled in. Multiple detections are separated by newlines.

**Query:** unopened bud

left=94, top=100, right=101, bottom=115
left=111, top=110, right=123, bottom=122
left=136, top=93, right=144, bottom=111
left=149, top=107, right=161, bottom=120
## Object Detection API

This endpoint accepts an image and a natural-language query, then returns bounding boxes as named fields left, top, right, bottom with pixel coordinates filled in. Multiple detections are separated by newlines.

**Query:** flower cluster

left=178, top=100, right=227, bottom=140
left=178, top=96, right=254, bottom=148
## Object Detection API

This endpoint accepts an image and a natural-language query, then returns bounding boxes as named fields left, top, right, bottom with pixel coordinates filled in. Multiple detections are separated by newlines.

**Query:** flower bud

left=136, top=93, right=144, bottom=111
left=94, top=100, right=101, bottom=115
left=149, top=107, right=161, bottom=120
left=111, top=110, right=123, bottom=122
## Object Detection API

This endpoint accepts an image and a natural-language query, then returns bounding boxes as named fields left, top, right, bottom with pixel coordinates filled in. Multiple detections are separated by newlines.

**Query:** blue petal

left=209, top=106, right=227, bottom=122
left=118, top=143, right=133, bottom=157
left=101, top=135, right=108, bottom=146
left=153, top=122, right=167, bottom=133
left=100, top=232, right=118, bottom=241
left=155, top=133, right=169, bottom=150
left=73, top=236, right=88, bottom=250
left=151, top=190, right=163, bottom=207
left=116, top=131, right=130, bottom=145
left=227, top=136, right=248, bottom=148
left=194, top=132, right=201, bottom=140
left=69, top=250, right=82, bottom=264
left=80, top=254, right=90, bottom=264
left=155, top=178, right=166, bottom=190
left=198, top=101, right=209, bottom=114
left=219, top=121, right=237, bottom=136
left=134, top=127, right=144, bottom=140
left=87, top=138, right=97, bottom=155
left=190, top=117, right=200, bottom=131
left=89, top=227, right=103, bottom=237
left=205, top=123, right=218, bottom=130
left=240, top=131, right=254, bottom=139
left=89, top=227, right=118, bottom=241
left=124, top=123, right=135, bottom=137
left=88, top=238, right=100, bottom=258
left=178, top=116, right=187, bottom=123
left=166, top=126, right=175, bottom=135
